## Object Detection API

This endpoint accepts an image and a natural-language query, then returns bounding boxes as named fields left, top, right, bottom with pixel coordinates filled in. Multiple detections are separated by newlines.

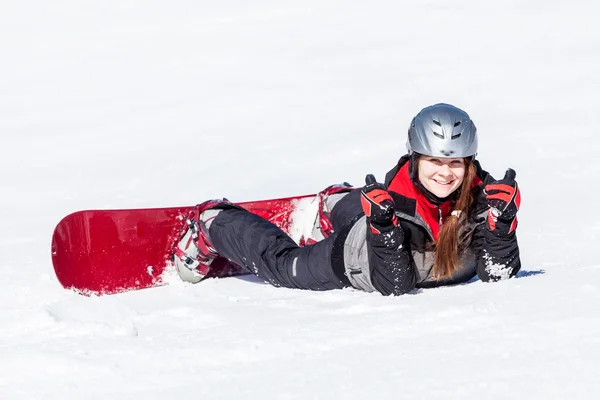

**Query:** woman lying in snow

left=172, top=103, right=521, bottom=295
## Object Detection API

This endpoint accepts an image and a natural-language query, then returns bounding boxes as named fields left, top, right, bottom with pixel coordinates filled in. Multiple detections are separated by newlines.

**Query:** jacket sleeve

left=473, top=195, right=521, bottom=282
left=366, top=221, right=416, bottom=295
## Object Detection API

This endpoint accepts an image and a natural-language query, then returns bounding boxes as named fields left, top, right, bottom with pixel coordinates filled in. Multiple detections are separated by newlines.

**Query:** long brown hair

left=431, top=158, right=478, bottom=278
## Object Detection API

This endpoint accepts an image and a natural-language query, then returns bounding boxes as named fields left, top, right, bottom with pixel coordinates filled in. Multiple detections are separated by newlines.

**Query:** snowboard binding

left=298, top=182, right=354, bottom=246
left=171, top=199, right=246, bottom=283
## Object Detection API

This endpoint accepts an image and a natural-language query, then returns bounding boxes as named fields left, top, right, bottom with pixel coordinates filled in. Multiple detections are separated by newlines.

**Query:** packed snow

left=2, top=1, right=600, bottom=398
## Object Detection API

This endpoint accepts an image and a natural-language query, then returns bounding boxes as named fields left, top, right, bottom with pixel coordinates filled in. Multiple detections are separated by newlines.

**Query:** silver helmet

left=406, top=103, right=478, bottom=158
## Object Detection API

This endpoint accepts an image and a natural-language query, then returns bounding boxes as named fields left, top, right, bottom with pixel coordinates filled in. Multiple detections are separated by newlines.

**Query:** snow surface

left=2, top=0, right=600, bottom=398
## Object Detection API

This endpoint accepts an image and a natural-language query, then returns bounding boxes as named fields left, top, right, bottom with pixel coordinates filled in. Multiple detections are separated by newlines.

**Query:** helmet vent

left=451, top=132, right=462, bottom=140
left=454, top=121, right=461, bottom=127
left=431, top=120, right=443, bottom=138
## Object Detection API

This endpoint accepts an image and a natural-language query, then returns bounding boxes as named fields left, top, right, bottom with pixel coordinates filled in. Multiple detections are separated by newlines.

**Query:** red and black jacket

left=379, top=155, right=521, bottom=291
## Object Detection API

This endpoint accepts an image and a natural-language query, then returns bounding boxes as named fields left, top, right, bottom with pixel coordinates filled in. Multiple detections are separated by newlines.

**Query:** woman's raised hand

left=360, top=174, right=398, bottom=233
left=484, top=168, right=521, bottom=234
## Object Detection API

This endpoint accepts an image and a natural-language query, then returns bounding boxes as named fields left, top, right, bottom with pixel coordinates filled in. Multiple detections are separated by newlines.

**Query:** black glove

left=484, top=168, right=521, bottom=234
left=360, top=174, right=398, bottom=233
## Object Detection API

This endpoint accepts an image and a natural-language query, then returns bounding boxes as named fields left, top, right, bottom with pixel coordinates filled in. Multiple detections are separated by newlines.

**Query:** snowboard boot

left=172, top=199, right=241, bottom=283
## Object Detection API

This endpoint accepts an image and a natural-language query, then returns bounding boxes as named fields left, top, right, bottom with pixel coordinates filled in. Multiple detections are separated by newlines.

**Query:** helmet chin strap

left=414, top=177, right=454, bottom=205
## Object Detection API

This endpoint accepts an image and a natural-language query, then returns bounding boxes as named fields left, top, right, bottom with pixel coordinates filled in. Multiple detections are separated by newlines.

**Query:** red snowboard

left=51, top=194, right=322, bottom=295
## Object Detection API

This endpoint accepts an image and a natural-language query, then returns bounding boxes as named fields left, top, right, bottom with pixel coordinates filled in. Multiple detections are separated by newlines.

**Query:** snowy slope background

left=2, top=0, right=600, bottom=398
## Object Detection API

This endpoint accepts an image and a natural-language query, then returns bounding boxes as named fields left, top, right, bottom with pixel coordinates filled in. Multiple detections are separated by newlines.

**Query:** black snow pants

left=208, top=189, right=363, bottom=290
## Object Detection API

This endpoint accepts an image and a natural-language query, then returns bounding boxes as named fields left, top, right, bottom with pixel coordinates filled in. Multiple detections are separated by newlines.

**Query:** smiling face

left=417, top=156, right=467, bottom=198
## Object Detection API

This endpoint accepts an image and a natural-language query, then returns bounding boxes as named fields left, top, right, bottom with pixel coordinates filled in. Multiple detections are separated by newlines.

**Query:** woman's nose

left=438, top=164, right=453, bottom=177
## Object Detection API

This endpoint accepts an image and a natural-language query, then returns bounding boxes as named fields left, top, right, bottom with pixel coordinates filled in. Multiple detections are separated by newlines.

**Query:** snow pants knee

left=208, top=209, right=349, bottom=290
